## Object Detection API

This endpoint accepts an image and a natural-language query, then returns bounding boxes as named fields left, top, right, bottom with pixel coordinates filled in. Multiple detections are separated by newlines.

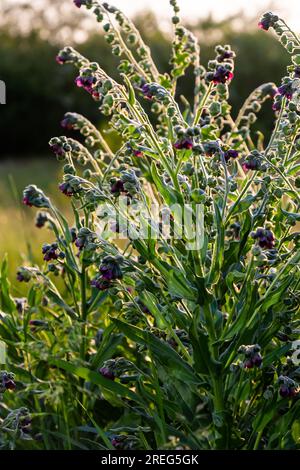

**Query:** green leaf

left=91, top=324, right=123, bottom=368
left=150, top=162, right=180, bottom=205
left=140, top=291, right=166, bottom=328
left=230, top=194, right=256, bottom=217
left=189, top=322, right=211, bottom=375
left=292, top=420, right=300, bottom=444
left=0, top=255, right=16, bottom=313
left=123, top=74, right=136, bottom=106
left=167, top=269, right=198, bottom=301
left=50, top=358, right=144, bottom=405
left=46, top=288, right=77, bottom=319
left=112, top=319, right=199, bottom=384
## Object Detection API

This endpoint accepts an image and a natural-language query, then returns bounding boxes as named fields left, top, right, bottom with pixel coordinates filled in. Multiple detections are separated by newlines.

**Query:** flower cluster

left=242, top=150, right=264, bottom=171
left=59, top=175, right=83, bottom=197
left=258, top=12, right=279, bottom=31
left=74, top=227, right=98, bottom=253
left=35, top=211, right=50, bottom=228
left=251, top=227, right=275, bottom=250
left=278, top=376, right=298, bottom=398
left=1, top=407, right=32, bottom=440
left=42, top=243, right=65, bottom=262
left=238, top=344, right=263, bottom=369
left=110, top=170, right=140, bottom=198
left=49, top=136, right=91, bottom=165
left=14, top=297, right=28, bottom=314
left=0, top=371, right=16, bottom=393
left=75, top=71, right=101, bottom=101
left=23, top=185, right=50, bottom=208
left=16, top=266, right=33, bottom=283
left=56, top=46, right=88, bottom=67
left=111, top=434, right=140, bottom=450
left=91, top=255, right=123, bottom=290
left=140, top=82, right=179, bottom=116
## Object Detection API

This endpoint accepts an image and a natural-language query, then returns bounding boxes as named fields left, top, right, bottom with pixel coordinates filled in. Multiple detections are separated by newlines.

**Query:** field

left=0, top=158, right=63, bottom=285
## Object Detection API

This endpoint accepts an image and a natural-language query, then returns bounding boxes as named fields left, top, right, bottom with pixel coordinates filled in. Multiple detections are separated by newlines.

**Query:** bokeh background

left=0, top=0, right=296, bottom=282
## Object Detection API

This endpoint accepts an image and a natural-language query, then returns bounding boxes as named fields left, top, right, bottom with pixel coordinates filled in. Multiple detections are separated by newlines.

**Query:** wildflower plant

left=1, top=0, right=300, bottom=450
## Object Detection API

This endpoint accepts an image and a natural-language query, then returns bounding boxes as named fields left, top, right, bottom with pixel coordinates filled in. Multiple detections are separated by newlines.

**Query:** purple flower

left=243, top=359, right=254, bottom=369
left=42, top=243, right=60, bottom=262
left=4, top=377, right=16, bottom=391
left=224, top=149, right=239, bottom=162
left=59, top=182, right=75, bottom=197
left=99, top=367, right=115, bottom=380
left=90, top=278, right=111, bottom=291
left=174, top=138, right=194, bottom=150
left=277, top=83, right=293, bottom=100
left=73, top=0, right=84, bottom=7
left=251, top=227, right=275, bottom=249
left=279, top=385, right=296, bottom=398
left=141, top=83, right=153, bottom=100
left=50, top=143, right=65, bottom=157
left=99, top=256, right=123, bottom=281
left=133, top=149, right=143, bottom=157
left=212, top=66, right=234, bottom=84
left=258, top=13, right=279, bottom=31
left=242, top=160, right=260, bottom=171
left=56, top=54, right=66, bottom=65
left=252, top=353, right=263, bottom=367
left=74, top=237, right=85, bottom=251
left=111, top=179, right=125, bottom=195
left=258, top=19, right=271, bottom=31
left=17, top=267, right=32, bottom=283
left=272, top=98, right=282, bottom=112
left=61, top=118, right=74, bottom=130
left=22, top=196, right=33, bottom=207
left=217, top=50, right=234, bottom=62
left=75, top=75, right=100, bottom=100
left=35, top=212, right=49, bottom=228
left=294, top=66, right=300, bottom=78
left=100, top=265, right=115, bottom=281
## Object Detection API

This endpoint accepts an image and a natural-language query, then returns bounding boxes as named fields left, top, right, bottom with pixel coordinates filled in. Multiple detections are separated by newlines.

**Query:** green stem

left=80, top=264, right=88, bottom=361
left=193, top=82, right=214, bottom=126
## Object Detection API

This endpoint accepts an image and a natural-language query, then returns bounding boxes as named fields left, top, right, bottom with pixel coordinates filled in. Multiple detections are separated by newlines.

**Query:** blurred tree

left=0, top=1, right=290, bottom=158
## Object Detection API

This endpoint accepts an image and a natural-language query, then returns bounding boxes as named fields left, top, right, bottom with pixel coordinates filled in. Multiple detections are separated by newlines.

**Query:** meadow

left=0, top=158, right=64, bottom=284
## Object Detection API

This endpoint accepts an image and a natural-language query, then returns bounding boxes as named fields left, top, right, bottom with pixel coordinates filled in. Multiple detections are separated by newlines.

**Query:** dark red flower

left=56, top=54, right=66, bottom=65
left=4, top=378, right=16, bottom=390
left=50, top=143, right=65, bottom=157
left=59, top=182, right=74, bottom=197
left=141, top=83, right=153, bottom=100
left=212, top=66, right=234, bottom=84
left=252, top=353, right=263, bottom=367
left=174, top=138, right=194, bottom=150
left=224, top=149, right=239, bottom=162
left=99, top=367, right=115, bottom=380
left=258, top=19, right=270, bottom=31
left=111, top=179, right=125, bottom=195
left=133, top=149, right=143, bottom=157
left=73, top=0, right=84, bottom=8
left=23, top=196, right=33, bottom=207
left=91, top=278, right=111, bottom=290
left=277, top=83, right=293, bottom=100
